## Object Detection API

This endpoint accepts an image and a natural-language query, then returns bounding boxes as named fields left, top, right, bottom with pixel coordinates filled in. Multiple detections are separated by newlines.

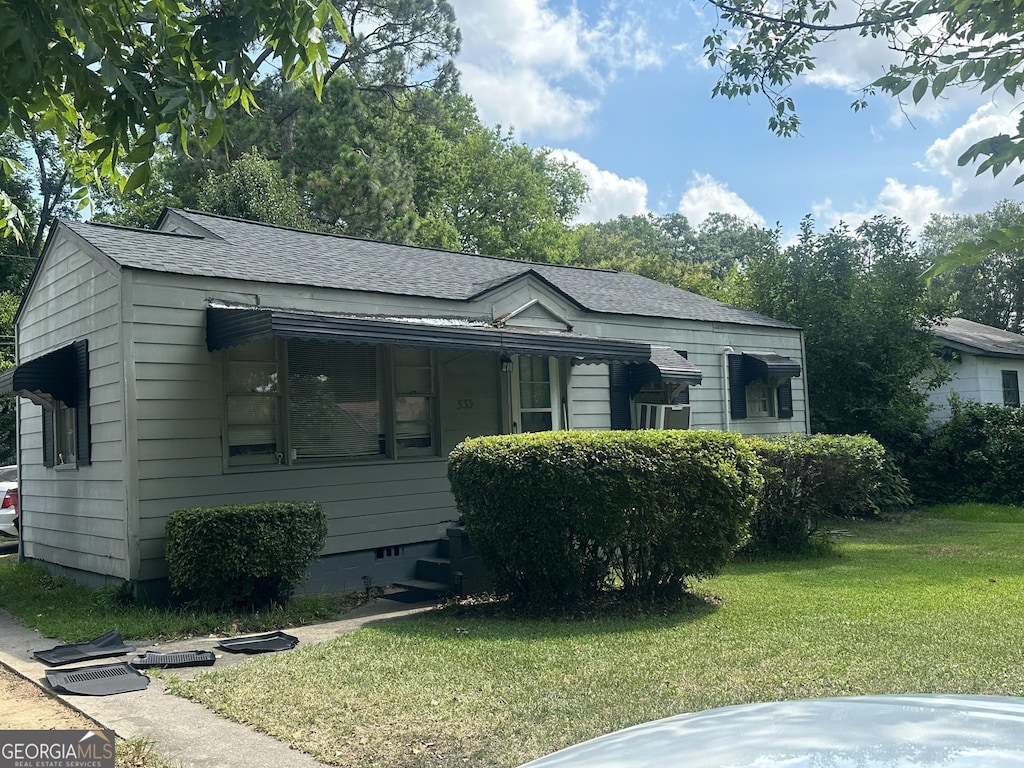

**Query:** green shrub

left=744, top=434, right=905, bottom=556
left=447, top=430, right=762, bottom=610
left=166, top=501, right=327, bottom=610
left=921, top=398, right=1024, bottom=505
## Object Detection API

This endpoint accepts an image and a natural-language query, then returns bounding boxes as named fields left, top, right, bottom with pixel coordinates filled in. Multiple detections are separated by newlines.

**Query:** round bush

left=448, top=430, right=762, bottom=609
left=166, top=501, right=327, bottom=610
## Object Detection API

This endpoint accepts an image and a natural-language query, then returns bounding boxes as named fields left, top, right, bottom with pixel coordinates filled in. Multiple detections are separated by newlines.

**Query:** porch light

left=500, top=354, right=513, bottom=372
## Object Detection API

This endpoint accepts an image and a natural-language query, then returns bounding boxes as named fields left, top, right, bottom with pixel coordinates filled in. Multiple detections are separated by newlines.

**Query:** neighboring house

left=1, top=209, right=807, bottom=599
left=929, top=317, right=1024, bottom=424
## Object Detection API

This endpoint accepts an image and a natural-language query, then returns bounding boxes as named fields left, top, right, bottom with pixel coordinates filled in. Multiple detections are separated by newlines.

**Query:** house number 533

left=456, top=398, right=474, bottom=410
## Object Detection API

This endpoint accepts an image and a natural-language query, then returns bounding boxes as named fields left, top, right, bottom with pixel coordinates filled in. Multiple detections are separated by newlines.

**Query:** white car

left=0, top=465, right=19, bottom=536
left=518, top=695, right=1024, bottom=767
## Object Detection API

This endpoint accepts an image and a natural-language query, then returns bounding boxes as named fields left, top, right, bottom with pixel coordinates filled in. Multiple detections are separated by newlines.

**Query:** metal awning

left=645, top=346, right=703, bottom=386
left=207, top=307, right=652, bottom=363
left=742, top=352, right=801, bottom=381
left=8, top=343, right=80, bottom=405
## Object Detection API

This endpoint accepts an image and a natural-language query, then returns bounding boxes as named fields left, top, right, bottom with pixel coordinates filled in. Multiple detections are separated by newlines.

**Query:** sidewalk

left=0, top=594, right=438, bottom=768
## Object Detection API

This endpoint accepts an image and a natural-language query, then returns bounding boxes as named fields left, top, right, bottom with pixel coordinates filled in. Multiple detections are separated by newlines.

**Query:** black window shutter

left=609, top=363, right=632, bottom=430
left=728, top=354, right=747, bottom=420
left=776, top=378, right=794, bottom=419
left=42, top=407, right=55, bottom=468
left=74, top=339, right=91, bottom=465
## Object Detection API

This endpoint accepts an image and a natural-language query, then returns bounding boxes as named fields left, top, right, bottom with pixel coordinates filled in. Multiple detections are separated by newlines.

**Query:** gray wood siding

left=128, top=274, right=492, bottom=581
left=16, top=233, right=127, bottom=579
left=564, top=316, right=808, bottom=437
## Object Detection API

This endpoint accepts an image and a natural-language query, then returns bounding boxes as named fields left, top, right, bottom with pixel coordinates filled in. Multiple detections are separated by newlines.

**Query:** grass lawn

left=168, top=507, right=1024, bottom=768
left=0, top=557, right=364, bottom=642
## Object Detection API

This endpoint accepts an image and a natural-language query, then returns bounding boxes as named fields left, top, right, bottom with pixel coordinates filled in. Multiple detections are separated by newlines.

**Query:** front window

left=224, top=340, right=438, bottom=466
left=54, top=401, right=77, bottom=467
left=1003, top=370, right=1020, bottom=407
left=746, top=380, right=777, bottom=418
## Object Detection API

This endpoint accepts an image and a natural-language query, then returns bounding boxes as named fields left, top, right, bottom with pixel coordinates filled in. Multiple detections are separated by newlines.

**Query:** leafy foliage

left=197, top=150, right=315, bottom=229
left=744, top=434, right=908, bottom=556
left=0, top=0, right=461, bottom=239
left=921, top=200, right=1024, bottom=331
left=919, top=397, right=1024, bottom=506
left=166, top=501, right=327, bottom=610
left=704, top=0, right=1024, bottom=181
left=734, top=215, right=947, bottom=449
left=448, top=430, right=762, bottom=611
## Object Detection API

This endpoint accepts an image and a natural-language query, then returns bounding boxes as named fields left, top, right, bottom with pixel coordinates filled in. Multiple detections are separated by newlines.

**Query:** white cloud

left=460, top=64, right=598, bottom=139
left=547, top=149, right=648, bottom=223
left=451, top=0, right=663, bottom=138
left=677, top=173, right=765, bottom=228
left=810, top=102, right=1023, bottom=234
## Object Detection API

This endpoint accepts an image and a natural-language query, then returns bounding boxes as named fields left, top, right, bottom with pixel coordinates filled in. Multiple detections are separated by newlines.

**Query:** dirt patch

left=0, top=663, right=98, bottom=730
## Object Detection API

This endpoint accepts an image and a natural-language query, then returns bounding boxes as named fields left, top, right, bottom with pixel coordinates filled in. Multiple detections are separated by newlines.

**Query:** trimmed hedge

left=447, top=430, right=762, bottom=609
left=921, top=398, right=1024, bottom=505
left=166, top=501, right=327, bottom=610
left=744, top=433, right=909, bottom=555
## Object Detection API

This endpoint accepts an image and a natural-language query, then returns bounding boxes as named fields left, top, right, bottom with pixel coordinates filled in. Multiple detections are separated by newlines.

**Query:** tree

left=736, top=215, right=947, bottom=449
left=921, top=201, right=1024, bottom=332
left=704, top=0, right=1024, bottom=180
left=0, top=0, right=460, bottom=238
left=197, top=151, right=315, bottom=230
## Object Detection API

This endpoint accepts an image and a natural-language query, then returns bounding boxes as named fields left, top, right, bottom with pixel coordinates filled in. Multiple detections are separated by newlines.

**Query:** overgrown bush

left=744, top=434, right=908, bottom=556
left=166, top=501, right=327, bottom=610
left=920, top=398, right=1024, bottom=505
left=448, top=430, right=762, bottom=610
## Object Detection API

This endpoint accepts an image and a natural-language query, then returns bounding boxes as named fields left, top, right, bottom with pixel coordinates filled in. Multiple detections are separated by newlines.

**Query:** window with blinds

left=392, top=347, right=435, bottom=455
left=287, top=340, right=382, bottom=460
left=226, top=339, right=280, bottom=463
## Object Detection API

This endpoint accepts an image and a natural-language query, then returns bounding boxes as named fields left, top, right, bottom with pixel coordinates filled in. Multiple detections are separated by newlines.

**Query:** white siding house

left=929, top=317, right=1024, bottom=424
left=4, top=209, right=809, bottom=599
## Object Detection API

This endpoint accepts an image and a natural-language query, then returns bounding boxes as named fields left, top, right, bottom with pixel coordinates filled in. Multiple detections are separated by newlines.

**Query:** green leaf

left=122, top=161, right=151, bottom=194
left=912, top=77, right=929, bottom=103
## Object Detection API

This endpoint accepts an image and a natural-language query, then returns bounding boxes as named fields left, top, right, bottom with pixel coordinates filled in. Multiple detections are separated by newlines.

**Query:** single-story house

left=2, top=208, right=808, bottom=599
left=929, top=317, right=1024, bottom=423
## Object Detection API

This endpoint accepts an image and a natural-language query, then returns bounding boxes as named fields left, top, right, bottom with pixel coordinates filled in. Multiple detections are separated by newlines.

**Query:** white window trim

left=508, top=355, right=562, bottom=433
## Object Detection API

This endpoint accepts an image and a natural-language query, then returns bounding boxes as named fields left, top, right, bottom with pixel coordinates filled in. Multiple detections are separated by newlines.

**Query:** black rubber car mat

left=33, top=630, right=134, bottom=666
left=130, top=650, right=217, bottom=669
left=216, top=631, right=299, bottom=654
left=45, top=662, right=149, bottom=696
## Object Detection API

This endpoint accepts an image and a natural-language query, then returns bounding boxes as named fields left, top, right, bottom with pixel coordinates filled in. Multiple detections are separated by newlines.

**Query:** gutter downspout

left=721, top=346, right=734, bottom=432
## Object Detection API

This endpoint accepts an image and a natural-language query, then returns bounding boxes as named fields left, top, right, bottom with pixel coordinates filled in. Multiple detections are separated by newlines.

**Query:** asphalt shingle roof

left=933, top=317, right=1024, bottom=358
left=61, top=209, right=797, bottom=329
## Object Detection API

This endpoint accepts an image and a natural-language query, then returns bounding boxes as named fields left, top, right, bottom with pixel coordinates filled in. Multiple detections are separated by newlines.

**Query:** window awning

left=645, top=346, right=703, bottom=386
left=207, top=307, right=652, bottom=363
left=5, top=343, right=81, bottom=406
left=741, top=352, right=801, bottom=382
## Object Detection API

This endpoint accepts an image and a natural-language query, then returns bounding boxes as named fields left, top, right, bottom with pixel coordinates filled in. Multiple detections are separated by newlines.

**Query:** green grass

left=169, top=509, right=1024, bottom=768
left=0, top=557, right=364, bottom=642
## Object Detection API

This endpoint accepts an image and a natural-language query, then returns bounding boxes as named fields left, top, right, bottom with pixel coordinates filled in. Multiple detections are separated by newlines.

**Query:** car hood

left=519, top=695, right=1024, bottom=768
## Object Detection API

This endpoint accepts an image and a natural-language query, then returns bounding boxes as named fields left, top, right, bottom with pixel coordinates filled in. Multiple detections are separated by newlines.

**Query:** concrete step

left=415, top=556, right=452, bottom=584
left=391, top=578, right=452, bottom=596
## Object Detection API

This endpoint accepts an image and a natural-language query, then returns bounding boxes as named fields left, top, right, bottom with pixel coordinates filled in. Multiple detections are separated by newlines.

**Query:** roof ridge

left=64, top=218, right=207, bottom=241
left=172, top=208, right=627, bottom=277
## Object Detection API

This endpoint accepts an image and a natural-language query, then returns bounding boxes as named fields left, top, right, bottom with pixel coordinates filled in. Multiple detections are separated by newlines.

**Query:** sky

left=447, top=0, right=1023, bottom=240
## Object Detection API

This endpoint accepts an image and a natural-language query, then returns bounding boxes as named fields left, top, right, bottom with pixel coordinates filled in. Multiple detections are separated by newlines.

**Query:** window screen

left=226, top=339, right=279, bottom=460
left=288, top=340, right=382, bottom=459
left=1003, top=370, right=1020, bottom=407
left=517, top=356, right=554, bottom=433
left=393, top=347, right=435, bottom=455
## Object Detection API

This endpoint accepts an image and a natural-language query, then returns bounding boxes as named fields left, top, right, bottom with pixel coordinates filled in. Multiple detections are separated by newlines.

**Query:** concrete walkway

left=0, top=594, right=438, bottom=767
